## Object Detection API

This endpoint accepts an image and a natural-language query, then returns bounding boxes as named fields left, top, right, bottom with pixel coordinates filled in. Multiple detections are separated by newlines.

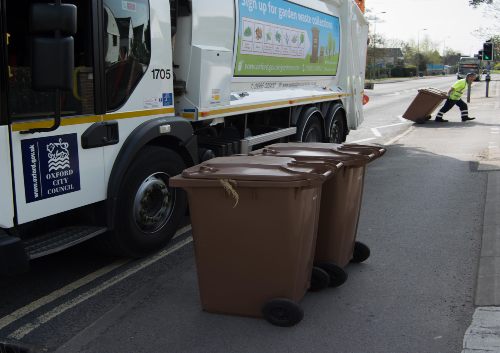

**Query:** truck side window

left=103, top=0, right=151, bottom=111
left=6, top=0, right=95, bottom=119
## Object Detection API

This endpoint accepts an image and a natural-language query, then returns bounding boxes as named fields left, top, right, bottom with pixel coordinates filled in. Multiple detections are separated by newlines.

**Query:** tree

left=470, top=0, right=500, bottom=47
left=469, top=0, right=493, bottom=6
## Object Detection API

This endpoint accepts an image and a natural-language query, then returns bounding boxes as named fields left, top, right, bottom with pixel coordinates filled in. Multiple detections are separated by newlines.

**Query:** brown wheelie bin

left=402, top=88, right=448, bottom=123
left=251, top=143, right=385, bottom=287
left=169, top=155, right=338, bottom=327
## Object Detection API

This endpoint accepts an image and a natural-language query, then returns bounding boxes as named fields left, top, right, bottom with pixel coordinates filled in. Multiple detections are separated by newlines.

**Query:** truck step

left=24, top=226, right=107, bottom=259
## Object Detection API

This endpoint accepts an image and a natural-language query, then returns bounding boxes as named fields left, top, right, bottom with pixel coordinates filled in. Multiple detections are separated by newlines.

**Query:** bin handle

left=198, top=165, right=218, bottom=173
left=283, top=162, right=334, bottom=181
left=261, top=148, right=278, bottom=155
left=336, top=145, right=380, bottom=159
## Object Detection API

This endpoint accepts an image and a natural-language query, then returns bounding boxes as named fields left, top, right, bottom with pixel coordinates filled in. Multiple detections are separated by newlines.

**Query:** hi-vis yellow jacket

left=450, top=79, right=468, bottom=100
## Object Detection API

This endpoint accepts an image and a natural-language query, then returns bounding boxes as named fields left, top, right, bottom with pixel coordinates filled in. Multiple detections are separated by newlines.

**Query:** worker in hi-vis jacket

left=435, top=72, right=476, bottom=122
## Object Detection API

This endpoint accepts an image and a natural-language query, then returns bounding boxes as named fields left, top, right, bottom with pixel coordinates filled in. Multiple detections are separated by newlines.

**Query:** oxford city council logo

left=46, top=138, right=71, bottom=172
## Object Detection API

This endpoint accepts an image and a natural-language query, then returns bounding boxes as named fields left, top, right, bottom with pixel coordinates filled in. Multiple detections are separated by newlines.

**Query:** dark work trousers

left=436, top=99, right=469, bottom=120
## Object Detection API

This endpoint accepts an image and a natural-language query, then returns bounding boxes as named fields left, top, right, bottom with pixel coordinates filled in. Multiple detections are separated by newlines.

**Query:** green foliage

left=469, top=0, right=493, bottom=6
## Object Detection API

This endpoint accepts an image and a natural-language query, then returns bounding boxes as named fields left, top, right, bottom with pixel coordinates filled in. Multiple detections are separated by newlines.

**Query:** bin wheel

left=425, top=115, right=432, bottom=121
left=262, top=298, right=304, bottom=327
left=316, top=262, right=348, bottom=288
left=309, top=266, right=330, bottom=292
left=351, top=241, right=371, bottom=263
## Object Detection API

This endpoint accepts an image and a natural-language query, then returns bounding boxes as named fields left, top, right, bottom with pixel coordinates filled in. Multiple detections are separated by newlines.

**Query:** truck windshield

left=6, top=1, right=95, bottom=120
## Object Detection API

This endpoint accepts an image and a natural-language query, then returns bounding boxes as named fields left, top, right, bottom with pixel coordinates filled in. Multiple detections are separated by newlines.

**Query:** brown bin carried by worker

left=251, top=143, right=385, bottom=287
left=402, top=87, right=448, bottom=123
left=169, top=155, right=339, bottom=327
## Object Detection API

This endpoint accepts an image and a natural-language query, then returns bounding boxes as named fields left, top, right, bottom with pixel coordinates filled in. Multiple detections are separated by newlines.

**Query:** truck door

left=6, top=0, right=106, bottom=225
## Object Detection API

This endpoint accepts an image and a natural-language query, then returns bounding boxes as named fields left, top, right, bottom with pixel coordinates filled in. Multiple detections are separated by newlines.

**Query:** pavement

left=460, top=84, right=500, bottom=352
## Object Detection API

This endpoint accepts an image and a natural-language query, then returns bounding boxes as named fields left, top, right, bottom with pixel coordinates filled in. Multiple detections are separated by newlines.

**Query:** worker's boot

left=435, top=118, right=449, bottom=122
left=462, top=117, right=475, bottom=122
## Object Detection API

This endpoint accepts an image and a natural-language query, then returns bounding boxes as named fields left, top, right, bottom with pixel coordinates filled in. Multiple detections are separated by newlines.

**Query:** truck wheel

left=296, top=107, right=324, bottom=142
left=262, top=298, right=304, bottom=327
left=326, top=104, right=346, bottom=143
left=111, top=146, right=187, bottom=257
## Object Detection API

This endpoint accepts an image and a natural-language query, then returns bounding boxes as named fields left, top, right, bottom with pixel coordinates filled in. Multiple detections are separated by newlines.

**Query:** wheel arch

left=106, top=117, right=197, bottom=229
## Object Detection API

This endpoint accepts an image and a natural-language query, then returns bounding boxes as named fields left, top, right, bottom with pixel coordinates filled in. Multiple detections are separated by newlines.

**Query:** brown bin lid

left=417, top=87, right=448, bottom=98
left=252, top=143, right=384, bottom=167
left=170, top=155, right=336, bottom=188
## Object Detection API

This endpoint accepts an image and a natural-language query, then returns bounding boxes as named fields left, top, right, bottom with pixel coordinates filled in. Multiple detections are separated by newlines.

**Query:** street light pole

left=417, top=28, right=427, bottom=76
left=442, top=36, right=450, bottom=71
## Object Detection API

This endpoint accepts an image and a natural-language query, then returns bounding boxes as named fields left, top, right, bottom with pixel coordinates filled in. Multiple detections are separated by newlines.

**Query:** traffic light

left=483, top=41, right=493, bottom=61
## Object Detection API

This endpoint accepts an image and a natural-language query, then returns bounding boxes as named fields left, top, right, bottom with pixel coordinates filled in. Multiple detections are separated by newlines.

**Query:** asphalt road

left=1, top=75, right=496, bottom=353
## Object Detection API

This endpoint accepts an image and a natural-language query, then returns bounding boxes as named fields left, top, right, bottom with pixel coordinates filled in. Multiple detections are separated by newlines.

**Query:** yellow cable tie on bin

left=220, top=179, right=239, bottom=208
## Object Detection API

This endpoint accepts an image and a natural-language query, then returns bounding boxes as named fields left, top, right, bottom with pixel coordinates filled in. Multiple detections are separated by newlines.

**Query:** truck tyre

left=296, top=107, right=324, bottom=142
left=325, top=103, right=346, bottom=143
left=110, top=146, right=187, bottom=257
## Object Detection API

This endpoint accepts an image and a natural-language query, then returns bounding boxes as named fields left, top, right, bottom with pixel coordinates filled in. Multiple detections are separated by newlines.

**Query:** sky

left=365, top=0, right=496, bottom=57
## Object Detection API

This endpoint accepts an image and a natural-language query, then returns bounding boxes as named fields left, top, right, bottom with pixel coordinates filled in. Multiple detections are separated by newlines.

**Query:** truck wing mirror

left=30, top=3, right=77, bottom=35
left=30, top=2, right=76, bottom=91
left=23, top=2, right=76, bottom=134
left=32, top=37, right=74, bottom=91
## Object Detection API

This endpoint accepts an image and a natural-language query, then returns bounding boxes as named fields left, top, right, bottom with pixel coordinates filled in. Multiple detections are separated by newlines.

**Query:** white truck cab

left=0, top=0, right=368, bottom=274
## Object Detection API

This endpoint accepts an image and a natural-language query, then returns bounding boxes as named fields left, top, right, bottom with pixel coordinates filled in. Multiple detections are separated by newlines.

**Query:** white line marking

left=0, top=225, right=192, bottom=332
left=384, top=126, right=414, bottom=146
left=376, top=122, right=410, bottom=129
left=351, top=137, right=377, bottom=144
left=0, top=260, right=129, bottom=331
left=371, top=128, right=382, bottom=137
left=8, top=235, right=194, bottom=340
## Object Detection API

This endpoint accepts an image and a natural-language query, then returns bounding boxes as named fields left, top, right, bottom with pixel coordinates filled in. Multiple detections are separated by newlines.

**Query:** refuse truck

left=0, top=0, right=369, bottom=273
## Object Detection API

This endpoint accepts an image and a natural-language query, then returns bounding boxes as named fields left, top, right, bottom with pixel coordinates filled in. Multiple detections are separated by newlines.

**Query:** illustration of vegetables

left=266, top=32, right=272, bottom=41
left=244, top=27, right=252, bottom=37
left=275, top=31, right=281, bottom=43
left=255, top=27, right=262, bottom=40
left=292, top=35, right=298, bottom=44
left=285, top=33, right=289, bottom=45
left=300, top=33, right=305, bottom=44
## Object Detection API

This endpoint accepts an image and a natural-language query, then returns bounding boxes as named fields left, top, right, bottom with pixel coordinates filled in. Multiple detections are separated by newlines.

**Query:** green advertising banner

left=235, top=0, right=341, bottom=77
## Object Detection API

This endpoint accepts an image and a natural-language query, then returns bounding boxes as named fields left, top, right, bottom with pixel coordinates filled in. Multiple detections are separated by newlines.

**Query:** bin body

left=170, top=156, right=330, bottom=317
left=402, top=88, right=448, bottom=122
left=316, top=166, right=365, bottom=267
left=251, top=143, right=385, bottom=268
